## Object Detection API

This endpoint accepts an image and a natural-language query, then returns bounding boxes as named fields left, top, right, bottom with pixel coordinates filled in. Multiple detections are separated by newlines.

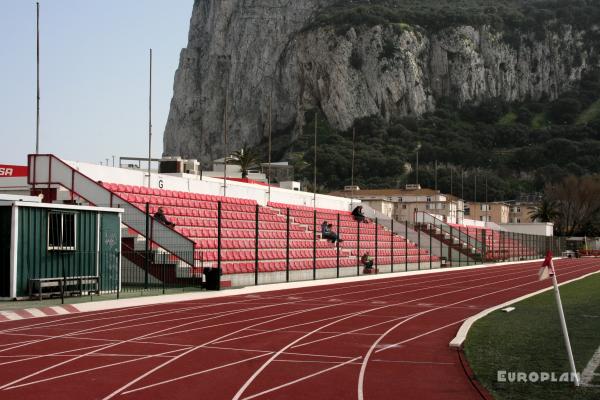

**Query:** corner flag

left=538, top=250, right=555, bottom=280
left=538, top=249, right=580, bottom=386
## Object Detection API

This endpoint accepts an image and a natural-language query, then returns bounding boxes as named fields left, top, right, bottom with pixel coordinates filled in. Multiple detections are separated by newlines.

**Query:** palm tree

left=528, top=198, right=560, bottom=223
left=231, top=145, right=260, bottom=179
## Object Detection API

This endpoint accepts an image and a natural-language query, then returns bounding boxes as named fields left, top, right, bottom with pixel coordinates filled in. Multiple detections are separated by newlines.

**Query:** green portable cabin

left=0, top=195, right=123, bottom=299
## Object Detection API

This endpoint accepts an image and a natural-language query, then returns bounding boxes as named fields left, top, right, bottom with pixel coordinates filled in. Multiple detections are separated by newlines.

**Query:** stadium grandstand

left=0, top=154, right=563, bottom=298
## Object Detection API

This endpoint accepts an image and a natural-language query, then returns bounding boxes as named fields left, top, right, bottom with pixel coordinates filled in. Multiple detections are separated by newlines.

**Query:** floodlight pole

left=351, top=127, right=356, bottom=207
left=223, top=83, right=229, bottom=197
left=549, top=259, right=580, bottom=386
left=268, top=87, right=272, bottom=202
left=148, top=48, right=152, bottom=188
left=36, top=2, right=40, bottom=154
left=434, top=160, right=438, bottom=190
left=313, top=112, right=317, bottom=208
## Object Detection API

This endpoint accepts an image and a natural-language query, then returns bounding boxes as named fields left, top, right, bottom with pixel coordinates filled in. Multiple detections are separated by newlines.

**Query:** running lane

left=0, top=258, right=597, bottom=400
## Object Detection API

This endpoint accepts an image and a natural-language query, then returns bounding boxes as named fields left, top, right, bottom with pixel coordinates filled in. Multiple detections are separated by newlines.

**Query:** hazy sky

left=0, top=0, right=192, bottom=166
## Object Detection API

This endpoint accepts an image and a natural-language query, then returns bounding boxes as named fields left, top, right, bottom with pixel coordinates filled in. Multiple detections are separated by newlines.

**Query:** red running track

left=0, top=258, right=598, bottom=400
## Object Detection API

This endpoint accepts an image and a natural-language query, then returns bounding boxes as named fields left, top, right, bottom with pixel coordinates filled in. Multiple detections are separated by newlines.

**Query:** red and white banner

left=0, top=165, right=28, bottom=178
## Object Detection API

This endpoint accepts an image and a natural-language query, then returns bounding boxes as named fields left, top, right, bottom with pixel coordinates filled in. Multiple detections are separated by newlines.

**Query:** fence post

left=417, top=226, right=421, bottom=270
left=336, top=213, right=340, bottom=278
left=482, top=229, right=487, bottom=263
left=255, top=204, right=259, bottom=286
left=116, top=252, right=120, bottom=299
left=375, top=218, right=379, bottom=272
left=162, top=254, right=166, bottom=294
left=144, top=202, right=150, bottom=289
left=390, top=219, right=394, bottom=273
left=313, top=209, right=317, bottom=280
left=429, top=220, right=432, bottom=269
left=357, top=218, right=361, bottom=276
left=404, top=221, right=408, bottom=272
left=449, top=225, right=454, bottom=266
left=286, top=208, right=290, bottom=283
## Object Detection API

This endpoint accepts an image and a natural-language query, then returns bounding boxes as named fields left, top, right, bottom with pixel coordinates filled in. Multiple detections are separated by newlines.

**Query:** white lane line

left=582, top=345, right=600, bottom=386
left=375, top=318, right=467, bottom=354
left=0, top=338, right=39, bottom=348
left=240, top=357, right=362, bottom=400
left=2, top=260, right=575, bottom=396
left=371, top=359, right=455, bottom=365
left=356, top=264, right=599, bottom=400
left=274, top=359, right=363, bottom=365
left=99, top=302, right=347, bottom=400
left=291, top=312, right=422, bottom=349
left=231, top=263, right=588, bottom=400
left=166, top=264, right=538, bottom=343
left=0, top=353, right=178, bottom=359
left=121, top=353, right=273, bottom=395
left=4, top=347, right=188, bottom=390
left=0, top=343, right=111, bottom=367
left=0, top=301, right=306, bottom=390
left=449, top=269, right=600, bottom=348
left=283, top=352, right=355, bottom=360
left=106, top=267, right=496, bottom=399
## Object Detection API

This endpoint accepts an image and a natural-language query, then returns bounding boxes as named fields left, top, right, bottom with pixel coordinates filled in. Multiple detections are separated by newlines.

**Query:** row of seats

left=103, top=182, right=256, bottom=205
left=106, top=182, right=439, bottom=274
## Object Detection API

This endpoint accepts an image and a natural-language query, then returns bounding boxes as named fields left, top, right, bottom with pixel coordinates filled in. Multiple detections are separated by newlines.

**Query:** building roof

left=328, top=188, right=442, bottom=198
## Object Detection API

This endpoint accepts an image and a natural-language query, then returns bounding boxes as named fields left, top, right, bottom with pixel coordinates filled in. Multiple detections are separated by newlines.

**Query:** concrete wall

left=499, top=223, right=554, bottom=237
left=67, top=159, right=355, bottom=211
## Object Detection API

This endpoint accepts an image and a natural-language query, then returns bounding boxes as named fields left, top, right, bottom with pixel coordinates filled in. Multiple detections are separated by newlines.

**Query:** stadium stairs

left=413, top=212, right=534, bottom=262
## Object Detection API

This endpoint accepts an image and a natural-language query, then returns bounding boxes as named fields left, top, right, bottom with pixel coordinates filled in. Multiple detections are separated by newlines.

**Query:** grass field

left=465, top=272, right=600, bottom=400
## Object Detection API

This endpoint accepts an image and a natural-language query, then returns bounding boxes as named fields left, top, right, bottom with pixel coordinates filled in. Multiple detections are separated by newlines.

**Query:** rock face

left=163, top=0, right=597, bottom=166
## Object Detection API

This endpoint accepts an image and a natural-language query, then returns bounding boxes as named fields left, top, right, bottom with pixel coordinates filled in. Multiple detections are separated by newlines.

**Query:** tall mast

left=36, top=2, right=40, bottom=153
left=148, top=48, right=152, bottom=187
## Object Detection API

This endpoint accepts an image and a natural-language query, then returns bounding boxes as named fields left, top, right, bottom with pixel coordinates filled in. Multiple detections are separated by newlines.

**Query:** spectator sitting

left=321, top=221, right=342, bottom=243
left=154, top=207, right=175, bottom=228
left=361, top=252, right=374, bottom=271
left=352, top=206, right=369, bottom=223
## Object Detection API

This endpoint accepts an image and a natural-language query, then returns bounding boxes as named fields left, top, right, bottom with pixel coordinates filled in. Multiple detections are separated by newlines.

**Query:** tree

left=528, top=198, right=560, bottom=223
left=545, top=175, right=600, bottom=236
left=231, top=145, right=260, bottom=179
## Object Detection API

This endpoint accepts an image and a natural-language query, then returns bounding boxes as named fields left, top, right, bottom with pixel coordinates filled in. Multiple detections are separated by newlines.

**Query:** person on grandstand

left=154, top=207, right=175, bottom=228
left=321, top=221, right=342, bottom=243
left=352, top=205, right=369, bottom=223
left=361, top=252, right=374, bottom=271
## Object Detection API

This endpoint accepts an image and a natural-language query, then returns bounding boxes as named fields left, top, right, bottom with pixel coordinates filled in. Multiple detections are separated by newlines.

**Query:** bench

left=28, top=276, right=100, bottom=300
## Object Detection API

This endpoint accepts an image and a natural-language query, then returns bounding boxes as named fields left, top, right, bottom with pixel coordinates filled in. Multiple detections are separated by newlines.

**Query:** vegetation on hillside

left=286, top=70, right=600, bottom=200
left=275, top=69, right=600, bottom=234
left=308, top=0, right=600, bottom=39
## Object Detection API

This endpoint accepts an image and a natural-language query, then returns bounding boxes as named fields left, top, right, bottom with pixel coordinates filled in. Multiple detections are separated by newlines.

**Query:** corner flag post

left=540, top=251, right=580, bottom=386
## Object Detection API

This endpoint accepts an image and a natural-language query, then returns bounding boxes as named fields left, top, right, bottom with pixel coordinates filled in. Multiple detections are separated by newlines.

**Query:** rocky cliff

left=163, top=0, right=597, bottom=166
